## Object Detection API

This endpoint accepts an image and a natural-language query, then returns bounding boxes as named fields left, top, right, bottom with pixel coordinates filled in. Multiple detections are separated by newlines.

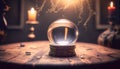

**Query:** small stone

left=25, top=52, right=31, bottom=55
left=20, top=43, right=25, bottom=47
left=80, top=55, right=85, bottom=59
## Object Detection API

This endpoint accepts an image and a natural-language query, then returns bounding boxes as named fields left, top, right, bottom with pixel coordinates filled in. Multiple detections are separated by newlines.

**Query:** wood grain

left=0, top=41, right=120, bottom=66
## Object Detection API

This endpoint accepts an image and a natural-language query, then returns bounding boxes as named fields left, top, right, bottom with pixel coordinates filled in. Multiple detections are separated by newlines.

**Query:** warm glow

left=108, top=1, right=116, bottom=14
left=28, top=7, right=37, bottom=21
left=57, top=41, right=69, bottom=45
left=52, top=0, right=82, bottom=9
left=31, top=8, right=36, bottom=14
left=110, top=1, right=114, bottom=7
left=61, top=0, right=79, bottom=9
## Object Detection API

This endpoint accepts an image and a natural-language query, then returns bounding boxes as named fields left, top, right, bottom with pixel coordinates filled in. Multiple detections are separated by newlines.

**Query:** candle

left=28, top=8, right=37, bottom=21
left=107, top=1, right=116, bottom=16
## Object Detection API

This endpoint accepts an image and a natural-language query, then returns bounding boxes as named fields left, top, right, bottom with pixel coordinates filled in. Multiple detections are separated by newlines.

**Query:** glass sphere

left=47, top=19, right=79, bottom=45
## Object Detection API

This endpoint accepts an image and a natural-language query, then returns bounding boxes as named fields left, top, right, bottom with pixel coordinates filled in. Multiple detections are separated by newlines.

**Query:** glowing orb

left=47, top=19, right=79, bottom=45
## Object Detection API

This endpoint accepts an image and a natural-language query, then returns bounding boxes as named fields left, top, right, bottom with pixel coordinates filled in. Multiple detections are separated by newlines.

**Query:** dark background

left=2, top=0, right=120, bottom=44
left=100, top=0, right=120, bottom=25
left=5, top=0, right=21, bottom=26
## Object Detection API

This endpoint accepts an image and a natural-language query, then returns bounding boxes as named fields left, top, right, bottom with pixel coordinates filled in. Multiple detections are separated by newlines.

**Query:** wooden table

left=0, top=41, right=120, bottom=69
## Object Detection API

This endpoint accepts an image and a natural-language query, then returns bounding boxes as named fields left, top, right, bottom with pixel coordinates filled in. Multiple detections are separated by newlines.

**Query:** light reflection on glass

left=47, top=19, right=79, bottom=46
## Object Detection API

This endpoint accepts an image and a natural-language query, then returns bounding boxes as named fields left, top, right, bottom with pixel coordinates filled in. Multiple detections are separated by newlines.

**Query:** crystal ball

left=47, top=19, right=79, bottom=45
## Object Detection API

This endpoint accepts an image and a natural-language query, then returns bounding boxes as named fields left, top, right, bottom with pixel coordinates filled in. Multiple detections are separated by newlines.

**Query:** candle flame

left=28, top=7, right=37, bottom=21
left=110, top=1, right=114, bottom=7
left=30, top=8, right=36, bottom=14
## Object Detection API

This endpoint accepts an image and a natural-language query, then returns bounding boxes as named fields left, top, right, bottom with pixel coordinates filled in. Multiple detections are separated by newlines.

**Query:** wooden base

left=49, top=44, right=76, bottom=57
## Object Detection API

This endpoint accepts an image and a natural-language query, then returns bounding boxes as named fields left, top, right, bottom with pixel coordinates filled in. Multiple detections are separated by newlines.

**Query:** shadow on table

left=0, top=60, right=120, bottom=69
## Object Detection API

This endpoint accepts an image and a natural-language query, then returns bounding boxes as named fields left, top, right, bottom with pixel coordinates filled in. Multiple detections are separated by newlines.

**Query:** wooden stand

left=26, top=21, right=39, bottom=39
left=49, top=44, right=76, bottom=57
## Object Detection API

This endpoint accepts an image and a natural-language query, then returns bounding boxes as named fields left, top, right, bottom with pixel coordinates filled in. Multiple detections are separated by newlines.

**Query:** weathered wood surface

left=0, top=41, right=120, bottom=66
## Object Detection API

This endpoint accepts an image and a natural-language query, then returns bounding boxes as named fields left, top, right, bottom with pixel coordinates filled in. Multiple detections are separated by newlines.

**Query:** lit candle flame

left=108, top=1, right=116, bottom=15
left=30, top=8, right=36, bottom=14
left=110, top=1, right=114, bottom=7
left=28, top=7, right=37, bottom=21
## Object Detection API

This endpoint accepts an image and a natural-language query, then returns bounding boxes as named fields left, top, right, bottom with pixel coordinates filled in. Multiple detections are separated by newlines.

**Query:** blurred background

left=0, top=0, right=119, bottom=45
